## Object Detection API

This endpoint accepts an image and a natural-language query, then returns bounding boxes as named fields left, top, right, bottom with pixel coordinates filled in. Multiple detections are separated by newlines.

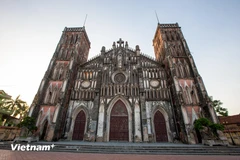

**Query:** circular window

left=81, top=80, right=91, bottom=88
left=150, top=80, right=160, bottom=88
left=114, top=73, right=126, bottom=84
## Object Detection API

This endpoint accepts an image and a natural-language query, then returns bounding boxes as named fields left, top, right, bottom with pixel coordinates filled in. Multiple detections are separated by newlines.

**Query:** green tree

left=10, top=95, right=29, bottom=120
left=209, top=96, right=228, bottom=116
left=0, top=91, right=29, bottom=125
left=0, top=91, right=14, bottom=125
left=194, top=117, right=224, bottom=136
left=17, top=116, right=37, bottom=135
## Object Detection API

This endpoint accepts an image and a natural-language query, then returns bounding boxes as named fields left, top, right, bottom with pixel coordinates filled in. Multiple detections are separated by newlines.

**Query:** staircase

left=1, top=141, right=240, bottom=155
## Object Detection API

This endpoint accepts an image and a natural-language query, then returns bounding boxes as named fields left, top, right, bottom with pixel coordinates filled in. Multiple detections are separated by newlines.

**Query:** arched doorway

left=72, top=110, right=86, bottom=140
left=40, top=120, right=48, bottom=140
left=109, top=100, right=129, bottom=141
left=154, top=111, right=168, bottom=142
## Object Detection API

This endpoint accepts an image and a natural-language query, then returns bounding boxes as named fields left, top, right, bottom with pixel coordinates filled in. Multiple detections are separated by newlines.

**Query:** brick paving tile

left=0, top=150, right=239, bottom=160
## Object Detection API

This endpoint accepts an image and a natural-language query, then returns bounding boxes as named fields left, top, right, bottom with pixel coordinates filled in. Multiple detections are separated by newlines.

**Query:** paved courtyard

left=0, top=150, right=240, bottom=160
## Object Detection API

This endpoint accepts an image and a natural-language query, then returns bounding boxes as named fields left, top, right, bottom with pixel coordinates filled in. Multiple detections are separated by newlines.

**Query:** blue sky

left=0, top=0, right=239, bottom=115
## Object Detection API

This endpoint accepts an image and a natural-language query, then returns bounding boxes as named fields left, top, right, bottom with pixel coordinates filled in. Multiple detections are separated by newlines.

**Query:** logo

left=11, top=144, right=55, bottom=151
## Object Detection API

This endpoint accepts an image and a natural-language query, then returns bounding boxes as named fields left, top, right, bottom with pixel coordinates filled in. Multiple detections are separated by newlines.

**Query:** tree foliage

left=194, top=117, right=224, bottom=136
left=17, top=116, right=37, bottom=135
left=209, top=96, right=228, bottom=116
left=0, top=91, right=29, bottom=125
left=194, top=117, right=211, bottom=130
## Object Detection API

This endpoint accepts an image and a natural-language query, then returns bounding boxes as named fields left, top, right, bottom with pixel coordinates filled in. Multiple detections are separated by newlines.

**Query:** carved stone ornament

left=81, top=80, right=91, bottom=88
left=111, top=71, right=128, bottom=84
left=114, top=73, right=126, bottom=83
left=150, top=79, right=160, bottom=88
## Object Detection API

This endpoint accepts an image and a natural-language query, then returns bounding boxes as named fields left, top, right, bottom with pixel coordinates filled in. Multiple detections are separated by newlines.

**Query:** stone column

left=96, top=102, right=105, bottom=142
left=134, top=103, right=142, bottom=142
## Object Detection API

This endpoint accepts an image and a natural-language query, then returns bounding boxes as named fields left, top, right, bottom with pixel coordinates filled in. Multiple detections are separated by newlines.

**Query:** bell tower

left=30, top=27, right=90, bottom=141
left=153, top=23, right=218, bottom=143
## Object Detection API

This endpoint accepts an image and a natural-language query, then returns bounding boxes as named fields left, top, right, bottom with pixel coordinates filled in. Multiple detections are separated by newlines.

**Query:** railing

left=64, top=27, right=84, bottom=32
left=159, top=23, right=179, bottom=28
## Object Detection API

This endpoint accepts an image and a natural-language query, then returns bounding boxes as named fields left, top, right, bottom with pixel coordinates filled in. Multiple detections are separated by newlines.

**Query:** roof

left=219, top=114, right=240, bottom=124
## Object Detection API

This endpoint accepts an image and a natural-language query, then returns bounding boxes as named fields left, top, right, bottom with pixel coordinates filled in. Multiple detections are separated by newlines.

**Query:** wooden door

left=154, top=111, right=168, bottom=142
left=110, top=100, right=129, bottom=141
left=72, top=111, right=86, bottom=140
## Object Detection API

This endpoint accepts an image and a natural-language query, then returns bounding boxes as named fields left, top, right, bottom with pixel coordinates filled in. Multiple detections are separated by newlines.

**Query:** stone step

left=50, top=144, right=240, bottom=155
left=0, top=142, right=239, bottom=155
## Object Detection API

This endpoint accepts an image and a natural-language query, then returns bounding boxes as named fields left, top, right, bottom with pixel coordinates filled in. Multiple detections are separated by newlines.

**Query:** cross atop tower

left=117, top=38, right=124, bottom=47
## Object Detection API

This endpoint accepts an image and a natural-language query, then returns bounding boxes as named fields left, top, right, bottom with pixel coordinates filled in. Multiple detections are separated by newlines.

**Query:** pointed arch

left=191, top=85, right=199, bottom=104
left=184, top=60, right=191, bottom=77
left=69, top=105, right=89, bottom=140
left=75, top=34, right=78, bottom=43
left=175, top=65, right=180, bottom=77
left=72, top=110, right=86, bottom=140
left=40, top=119, right=48, bottom=140
left=154, top=111, right=168, bottom=142
left=106, top=96, right=132, bottom=142
left=183, top=88, right=189, bottom=104
left=151, top=107, right=172, bottom=142
left=52, top=105, right=60, bottom=123
left=58, top=66, right=63, bottom=80
left=65, top=35, right=68, bottom=43
left=44, top=84, right=53, bottom=104
left=186, top=86, right=192, bottom=104
left=51, top=85, right=58, bottom=104
left=36, top=110, right=43, bottom=126
left=58, top=49, right=63, bottom=58
left=179, top=63, right=185, bottom=77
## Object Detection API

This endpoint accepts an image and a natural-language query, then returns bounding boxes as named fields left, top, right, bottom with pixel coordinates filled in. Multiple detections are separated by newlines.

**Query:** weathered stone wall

left=0, top=126, right=21, bottom=141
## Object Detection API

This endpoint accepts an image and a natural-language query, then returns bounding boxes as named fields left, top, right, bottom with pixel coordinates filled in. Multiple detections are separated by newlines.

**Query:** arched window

left=36, top=111, right=42, bottom=126
left=65, top=35, right=68, bottom=43
left=183, top=89, right=189, bottom=104
left=75, top=34, right=78, bottom=43
left=51, top=86, right=58, bottom=104
left=179, top=64, right=185, bottom=78
left=58, top=67, right=63, bottom=80
left=58, top=49, right=63, bottom=58
left=44, top=85, right=53, bottom=104
left=186, top=86, right=192, bottom=104
left=52, top=67, right=58, bottom=79
left=184, top=61, right=191, bottom=77
left=182, top=86, right=192, bottom=104
left=53, top=105, right=60, bottom=123
left=191, top=86, right=199, bottom=104
left=175, top=65, right=180, bottom=77
left=70, top=35, right=74, bottom=44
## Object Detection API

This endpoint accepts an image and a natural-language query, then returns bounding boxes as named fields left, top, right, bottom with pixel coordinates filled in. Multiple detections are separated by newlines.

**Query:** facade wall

left=30, top=23, right=217, bottom=144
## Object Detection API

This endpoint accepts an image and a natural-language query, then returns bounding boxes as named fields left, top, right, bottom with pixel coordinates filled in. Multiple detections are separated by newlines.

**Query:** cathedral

left=29, top=23, right=218, bottom=144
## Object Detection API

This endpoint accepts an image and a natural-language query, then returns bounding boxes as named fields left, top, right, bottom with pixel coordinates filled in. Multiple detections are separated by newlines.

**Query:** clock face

left=150, top=80, right=160, bottom=88
left=81, top=80, right=91, bottom=88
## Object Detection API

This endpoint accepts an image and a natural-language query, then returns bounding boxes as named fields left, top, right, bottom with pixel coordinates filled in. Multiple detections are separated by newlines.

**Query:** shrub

left=194, top=117, right=224, bottom=136
left=194, top=118, right=211, bottom=130
left=17, top=116, right=37, bottom=135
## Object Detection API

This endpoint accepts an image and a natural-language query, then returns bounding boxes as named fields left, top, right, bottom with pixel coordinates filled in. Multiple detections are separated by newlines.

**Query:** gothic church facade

left=29, top=23, right=218, bottom=144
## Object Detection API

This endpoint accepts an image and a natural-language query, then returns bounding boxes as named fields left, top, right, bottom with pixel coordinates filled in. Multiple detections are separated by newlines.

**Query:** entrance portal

left=40, top=120, right=48, bottom=140
left=154, top=111, right=168, bottom=142
left=109, top=100, right=128, bottom=141
left=72, top=110, right=86, bottom=140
